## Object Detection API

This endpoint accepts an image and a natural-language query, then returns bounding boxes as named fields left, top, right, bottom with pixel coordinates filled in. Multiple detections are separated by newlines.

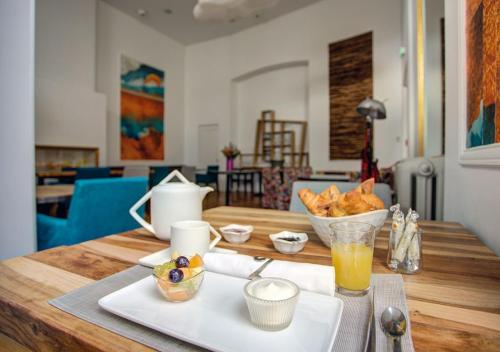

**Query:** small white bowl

left=220, top=224, right=253, bottom=244
left=269, top=231, right=308, bottom=254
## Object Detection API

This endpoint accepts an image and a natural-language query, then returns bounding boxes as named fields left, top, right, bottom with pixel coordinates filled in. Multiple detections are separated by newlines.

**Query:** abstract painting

left=465, top=0, right=500, bottom=149
left=120, top=55, right=164, bottom=160
left=329, top=32, right=373, bottom=160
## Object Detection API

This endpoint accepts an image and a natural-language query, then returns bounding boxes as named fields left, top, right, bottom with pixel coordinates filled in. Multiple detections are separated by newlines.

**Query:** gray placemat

left=49, top=266, right=413, bottom=352
left=373, top=275, right=414, bottom=352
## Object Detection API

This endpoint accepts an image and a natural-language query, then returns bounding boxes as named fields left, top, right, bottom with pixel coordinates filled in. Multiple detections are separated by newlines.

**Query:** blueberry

left=175, top=256, right=190, bottom=268
left=168, top=268, right=184, bottom=283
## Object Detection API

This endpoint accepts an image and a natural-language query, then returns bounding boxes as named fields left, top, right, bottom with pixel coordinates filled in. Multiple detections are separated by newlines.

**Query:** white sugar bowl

left=269, top=231, right=308, bottom=254
left=220, top=224, right=253, bottom=244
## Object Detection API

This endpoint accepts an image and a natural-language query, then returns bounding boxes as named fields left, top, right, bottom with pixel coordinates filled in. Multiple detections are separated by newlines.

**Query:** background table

left=216, top=169, right=262, bottom=205
left=36, top=185, right=74, bottom=204
left=36, top=169, right=123, bottom=185
left=0, top=206, right=499, bottom=351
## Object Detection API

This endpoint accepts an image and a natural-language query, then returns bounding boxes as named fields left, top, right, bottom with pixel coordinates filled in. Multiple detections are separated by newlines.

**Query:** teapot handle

left=208, top=225, right=222, bottom=250
left=129, top=189, right=155, bottom=234
left=129, top=169, right=192, bottom=234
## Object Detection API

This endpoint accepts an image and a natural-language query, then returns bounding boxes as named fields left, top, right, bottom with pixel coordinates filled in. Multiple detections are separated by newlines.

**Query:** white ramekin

left=243, top=277, right=300, bottom=331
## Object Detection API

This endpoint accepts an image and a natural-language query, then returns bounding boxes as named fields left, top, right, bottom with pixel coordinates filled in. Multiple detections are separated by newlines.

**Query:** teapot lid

left=154, top=182, right=198, bottom=192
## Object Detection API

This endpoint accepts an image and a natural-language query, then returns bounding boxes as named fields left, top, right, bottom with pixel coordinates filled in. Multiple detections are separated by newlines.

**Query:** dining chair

left=75, top=167, right=111, bottom=180
left=37, top=177, right=148, bottom=250
left=150, top=166, right=172, bottom=188
left=289, top=180, right=392, bottom=213
left=195, top=165, right=219, bottom=191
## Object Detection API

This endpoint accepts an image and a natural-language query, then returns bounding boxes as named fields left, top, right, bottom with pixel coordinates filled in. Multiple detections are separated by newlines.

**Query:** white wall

left=185, top=0, right=404, bottom=171
left=443, top=1, right=500, bottom=255
left=35, top=79, right=106, bottom=163
left=96, top=1, right=186, bottom=166
left=36, top=0, right=96, bottom=90
left=0, top=0, right=36, bottom=259
left=235, top=63, right=308, bottom=156
left=35, top=0, right=107, bottom=164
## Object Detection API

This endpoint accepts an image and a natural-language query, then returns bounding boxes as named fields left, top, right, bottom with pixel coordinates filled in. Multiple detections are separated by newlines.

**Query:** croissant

left=298, top=189, right=329, bottom=216
left=327, top=203, right=348, bottom=217
left=337, top=191, right=374, bottom=215
left=319, top=184, right=341, bottom=203
left=362, top=193, right=385, bottom=210
left=355, top=178, right=375, bottom=194
left=298, top=178, right=385, bottom=217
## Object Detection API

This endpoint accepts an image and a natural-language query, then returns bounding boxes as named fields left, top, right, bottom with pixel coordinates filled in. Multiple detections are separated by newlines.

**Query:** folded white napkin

left=203, top=252, right=335, bottom=296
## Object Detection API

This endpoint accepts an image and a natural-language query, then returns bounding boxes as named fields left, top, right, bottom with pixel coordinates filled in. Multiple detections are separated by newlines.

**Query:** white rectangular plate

left=99, top=272, right=343, bottom=352
left=139, top=247, right=238, bottom=268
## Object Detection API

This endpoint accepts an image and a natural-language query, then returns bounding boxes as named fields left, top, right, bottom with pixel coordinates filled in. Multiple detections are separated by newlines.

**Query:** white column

left=0, top=0, right=36, bottom=259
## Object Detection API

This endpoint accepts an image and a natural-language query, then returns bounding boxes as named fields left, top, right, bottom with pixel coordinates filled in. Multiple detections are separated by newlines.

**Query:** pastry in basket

left=298, top=188, right=330, bottom=216
left=298, top=178, right=385, bottom=217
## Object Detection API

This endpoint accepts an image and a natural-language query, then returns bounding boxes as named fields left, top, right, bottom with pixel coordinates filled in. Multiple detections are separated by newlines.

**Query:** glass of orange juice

left=329, top=222, right=376, bottom=296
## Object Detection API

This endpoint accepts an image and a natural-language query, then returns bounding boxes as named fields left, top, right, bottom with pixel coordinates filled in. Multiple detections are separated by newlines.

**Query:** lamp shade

left=356, top=98, right=386, bottom=119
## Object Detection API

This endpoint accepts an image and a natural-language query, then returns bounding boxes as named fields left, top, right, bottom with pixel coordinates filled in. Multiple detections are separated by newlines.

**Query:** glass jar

left=387, top=228, right=422, bottom=274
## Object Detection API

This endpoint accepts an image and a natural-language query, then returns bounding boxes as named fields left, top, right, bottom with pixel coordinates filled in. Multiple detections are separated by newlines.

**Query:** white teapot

left=129, top=170, right=213, bottom=240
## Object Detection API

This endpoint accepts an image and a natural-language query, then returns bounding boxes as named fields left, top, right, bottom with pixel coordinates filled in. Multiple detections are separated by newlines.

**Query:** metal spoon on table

left=247, top=256, right=274, bottom=280
left=381, top=306, right=407, bottom=352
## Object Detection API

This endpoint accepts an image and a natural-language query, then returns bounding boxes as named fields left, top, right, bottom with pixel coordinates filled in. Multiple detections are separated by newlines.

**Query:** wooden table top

left=0, top=206, right=499, bottom=351
left=36, top=185, right=74, bottom=203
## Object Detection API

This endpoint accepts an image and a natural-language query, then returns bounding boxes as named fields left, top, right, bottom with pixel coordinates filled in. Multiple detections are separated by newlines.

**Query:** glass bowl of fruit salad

left=153, top=253, right=205, bottom=302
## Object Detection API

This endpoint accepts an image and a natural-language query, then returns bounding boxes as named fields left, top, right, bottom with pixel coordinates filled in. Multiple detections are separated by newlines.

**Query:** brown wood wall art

left=329, top=32, right=373, bottom=160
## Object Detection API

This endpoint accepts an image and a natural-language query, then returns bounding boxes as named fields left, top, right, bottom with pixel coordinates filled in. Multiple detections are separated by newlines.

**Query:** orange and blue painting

left=120, top=55, right=164, bottom=160
left=465, top=0, right=500, bottom=148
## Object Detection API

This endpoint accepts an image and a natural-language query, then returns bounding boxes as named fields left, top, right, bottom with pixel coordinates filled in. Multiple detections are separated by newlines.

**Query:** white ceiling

left=101, top=0, right=324, bottom=45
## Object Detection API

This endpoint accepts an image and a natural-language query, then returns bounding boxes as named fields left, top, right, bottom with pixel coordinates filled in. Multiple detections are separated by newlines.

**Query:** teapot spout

left=200, top=186, right=214, bottom=201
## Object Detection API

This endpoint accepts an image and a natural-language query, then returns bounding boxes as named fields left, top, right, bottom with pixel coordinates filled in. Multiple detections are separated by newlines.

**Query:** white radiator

left=395, top=156, right=444, bottom=220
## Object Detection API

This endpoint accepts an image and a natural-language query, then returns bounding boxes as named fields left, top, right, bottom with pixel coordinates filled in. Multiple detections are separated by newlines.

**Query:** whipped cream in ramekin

left=244, top=277, right=300, bottom=331
left=251, top=281, right=296, bottom=301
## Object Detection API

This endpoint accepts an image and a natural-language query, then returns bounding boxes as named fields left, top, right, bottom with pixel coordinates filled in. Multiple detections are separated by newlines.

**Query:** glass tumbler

left=387, top=228, right=423, bottom=274
left=329, top=222, right=376, bottom=296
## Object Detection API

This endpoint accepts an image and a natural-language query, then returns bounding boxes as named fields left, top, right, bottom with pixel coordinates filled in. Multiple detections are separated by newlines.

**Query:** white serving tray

left=99, top=271, right=343, bottom=352
left=138, top=247, right=238, bottom=268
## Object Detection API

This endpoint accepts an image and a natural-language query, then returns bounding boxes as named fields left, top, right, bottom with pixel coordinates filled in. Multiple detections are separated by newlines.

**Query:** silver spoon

left=381, top=306, right=407, bottom=352
left=247, top=256, right=274, bottom=280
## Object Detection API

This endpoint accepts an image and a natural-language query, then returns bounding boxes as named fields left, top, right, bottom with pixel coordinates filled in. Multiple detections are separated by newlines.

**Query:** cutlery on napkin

left=203, top=252, right=335, bottom=296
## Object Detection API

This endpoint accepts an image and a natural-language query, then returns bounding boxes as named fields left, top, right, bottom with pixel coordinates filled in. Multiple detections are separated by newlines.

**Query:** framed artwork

left=329, top=32, right=373, bottom=160
left=458, top=0, right=500, bottom=166
left=120, top=55, right=165, bottom=160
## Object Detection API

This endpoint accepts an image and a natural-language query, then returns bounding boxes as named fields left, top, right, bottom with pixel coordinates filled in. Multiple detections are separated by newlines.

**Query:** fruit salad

left=153, top=252, right=205, bottom=302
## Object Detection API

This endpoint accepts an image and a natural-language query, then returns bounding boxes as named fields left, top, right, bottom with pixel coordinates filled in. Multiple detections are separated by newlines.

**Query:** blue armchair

left=37, top=177, right=147, bottom=250
left=195, top=165, right=219, bottom=191
left=150, top=166, right=172, bottom=188
left=75, top=167, right=111, bottom=180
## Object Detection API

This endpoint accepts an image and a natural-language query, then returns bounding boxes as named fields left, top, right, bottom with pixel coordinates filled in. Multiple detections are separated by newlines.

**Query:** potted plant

left=221, top=143, right=241, bottom=171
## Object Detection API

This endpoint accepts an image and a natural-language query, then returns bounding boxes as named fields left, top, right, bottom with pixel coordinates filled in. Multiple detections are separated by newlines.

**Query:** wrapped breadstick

left=393, top=209, right=419, bottom=262
left=387, top=204, right=406, bottom=270
left=387, top=207, right=422, bottom=273
left=408, top=216, right=421, bottom=261
left=390, top=204, right=405, bottom=246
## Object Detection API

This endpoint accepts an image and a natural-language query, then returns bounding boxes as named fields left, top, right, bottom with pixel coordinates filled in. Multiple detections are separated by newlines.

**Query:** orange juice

left=331, top=242, right=373, bottom=291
